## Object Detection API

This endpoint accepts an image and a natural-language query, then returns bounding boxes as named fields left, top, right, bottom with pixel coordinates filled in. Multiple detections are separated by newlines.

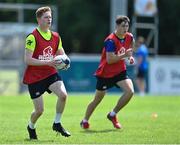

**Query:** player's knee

left=59, top=93, right=67, bottom=102
left=128, top=88, right=134, bottom=97
left=125, top=88, right=134, bottom=97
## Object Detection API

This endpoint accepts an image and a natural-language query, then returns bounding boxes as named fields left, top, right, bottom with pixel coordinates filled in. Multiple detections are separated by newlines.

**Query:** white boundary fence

left=149, top=56, right=180, bottom=95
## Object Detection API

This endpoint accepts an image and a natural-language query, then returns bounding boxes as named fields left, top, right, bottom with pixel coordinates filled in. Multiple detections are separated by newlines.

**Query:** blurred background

left=0, top=0, right=180, bottom=95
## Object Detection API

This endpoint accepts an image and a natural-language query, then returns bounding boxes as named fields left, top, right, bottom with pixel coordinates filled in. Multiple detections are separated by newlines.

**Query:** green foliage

left=1, top=0, right=180, bottom=54
left=0, top=0, right=109, bottom=53
left=0, top=0, right=56, bottom=4
left=0, top=94, right=180, bottom=144
left=57, top=0, right=109, bottom=53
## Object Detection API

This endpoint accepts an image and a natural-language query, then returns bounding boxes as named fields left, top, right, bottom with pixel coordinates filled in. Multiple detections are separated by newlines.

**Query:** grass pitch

left=0, top=93, right=180, bottom=144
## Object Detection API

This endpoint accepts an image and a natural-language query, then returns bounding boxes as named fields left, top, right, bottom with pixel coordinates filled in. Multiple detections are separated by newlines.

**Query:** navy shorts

left=28, top=73, right=61, bottom=99
left=96, top=71, right=129, bottom=91
left=137, top=69, right=147, bottom=78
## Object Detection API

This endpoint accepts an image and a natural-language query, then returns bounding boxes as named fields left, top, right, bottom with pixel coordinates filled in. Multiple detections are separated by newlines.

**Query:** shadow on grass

left=80, top=128, right=123, bottom=134
left=24, top=138, right=55, bottom=143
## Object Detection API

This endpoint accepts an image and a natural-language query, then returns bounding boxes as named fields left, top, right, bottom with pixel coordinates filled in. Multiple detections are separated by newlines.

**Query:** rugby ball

left=53, top=54, right=70, bottom=70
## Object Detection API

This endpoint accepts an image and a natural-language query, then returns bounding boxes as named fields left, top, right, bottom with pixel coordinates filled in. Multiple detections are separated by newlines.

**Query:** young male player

left=81, top=15, right=135, bottom=129
left=23, top=6, right=70, bottom=139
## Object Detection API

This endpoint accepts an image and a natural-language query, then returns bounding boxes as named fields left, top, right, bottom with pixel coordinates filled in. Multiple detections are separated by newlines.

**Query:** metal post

left=110, top=0, right=127, bottom=32
left=18, top=8, right=24, bottom=23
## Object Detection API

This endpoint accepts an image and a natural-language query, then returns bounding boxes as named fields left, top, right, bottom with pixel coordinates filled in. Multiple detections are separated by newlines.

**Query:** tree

left=57, top=0, right=110, bottom=53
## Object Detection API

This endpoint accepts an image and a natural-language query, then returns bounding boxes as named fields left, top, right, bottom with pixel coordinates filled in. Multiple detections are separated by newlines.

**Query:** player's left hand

left=128, top=56, right=135, bottom=64
left=62, top=63, right=70, bottom=70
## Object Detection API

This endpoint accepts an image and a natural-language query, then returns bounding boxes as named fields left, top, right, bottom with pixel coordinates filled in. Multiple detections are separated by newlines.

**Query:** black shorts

left=96, top=71, right=129, bottom=91
left=137, top=69, right=147, bottom=78
left=28, top=73, right=61, bottom=99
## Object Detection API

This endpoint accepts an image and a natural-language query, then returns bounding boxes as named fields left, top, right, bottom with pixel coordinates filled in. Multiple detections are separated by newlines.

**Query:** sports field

left=0, top=93, right=180, bottom=144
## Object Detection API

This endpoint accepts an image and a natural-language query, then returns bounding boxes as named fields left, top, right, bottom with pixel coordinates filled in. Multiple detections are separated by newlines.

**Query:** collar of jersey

left=37, top=27, right=51, bottom=41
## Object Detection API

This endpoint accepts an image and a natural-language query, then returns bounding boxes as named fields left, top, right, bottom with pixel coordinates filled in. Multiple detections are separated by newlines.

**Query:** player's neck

left=114, top=31, right=125, bottom=39
left=38, top=26, right=49, bottom=33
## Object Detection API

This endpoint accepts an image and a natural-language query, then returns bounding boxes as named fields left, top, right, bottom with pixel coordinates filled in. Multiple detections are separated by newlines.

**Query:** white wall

left=149, top=56, right=180, bottom=95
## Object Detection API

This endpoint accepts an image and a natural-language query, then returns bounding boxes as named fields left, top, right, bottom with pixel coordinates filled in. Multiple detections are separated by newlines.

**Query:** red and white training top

left=95, top=32, right=133, bottom=78
left=23, top=28, right=59, bottom=84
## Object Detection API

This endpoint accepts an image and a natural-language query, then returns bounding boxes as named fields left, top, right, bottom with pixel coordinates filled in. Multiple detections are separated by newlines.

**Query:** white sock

left=82, top=119, right=88, bottom=123
left=54, top=113, right=61, bottom=124
left=110, top=111, right=116, bottom=117
left=28, top=121, right=35, bottom=129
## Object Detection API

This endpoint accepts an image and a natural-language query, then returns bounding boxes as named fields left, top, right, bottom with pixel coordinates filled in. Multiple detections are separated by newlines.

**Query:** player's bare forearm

left=106, top=51, right=131, bottom=64
left=106, top=53, right=120, bottom=64
left=127, top=39, right=135, bottom=64
left=56, top=48, right=65, bottom=55
left=130, top=38, right=136, bottom=52
left=25, top=57, right=49, bottom=66
left=24, top=49, right=56, bottom=67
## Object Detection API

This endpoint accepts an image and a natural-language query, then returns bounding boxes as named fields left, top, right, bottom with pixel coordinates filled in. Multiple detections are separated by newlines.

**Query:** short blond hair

left=36, top=6, right=51, bottom=18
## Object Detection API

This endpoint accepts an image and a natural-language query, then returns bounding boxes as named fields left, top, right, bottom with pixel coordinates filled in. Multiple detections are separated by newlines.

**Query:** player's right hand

left=46, top=60, right=57, bottom=68
left=128, top=56, right=135, bottom=64
left=61, top=63, right=70, bottom=70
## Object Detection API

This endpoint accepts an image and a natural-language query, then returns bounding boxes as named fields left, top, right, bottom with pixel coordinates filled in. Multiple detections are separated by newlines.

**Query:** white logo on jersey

left=38, top=46, right=53, bottom=60
left=118, top=47, right=126, bottom=55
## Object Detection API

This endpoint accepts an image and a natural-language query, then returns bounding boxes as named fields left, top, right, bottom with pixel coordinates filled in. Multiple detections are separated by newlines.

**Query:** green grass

left=0, top=93, right=180, bottom=144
